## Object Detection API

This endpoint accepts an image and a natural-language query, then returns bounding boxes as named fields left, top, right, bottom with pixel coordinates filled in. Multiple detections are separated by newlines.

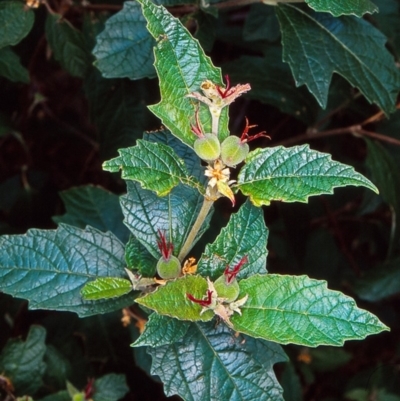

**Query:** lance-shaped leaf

left=121, top=181, right=211, bottom=259
left=0, top=1, right=34, bottom=49
left=276, top=4, right=400, bottom=113
left=53, top=185, right=130, bottom=243
left=137, top=0, right=229, bottom=146
left=136, top=275, right=214, bottom=321
left=237, top=145, right=378, bottom=207
left=132, top=314, right=190, bottom=347
left=103, top=140, right=202, bottom=196
left=93, top=1, right=156, bottom=80
left=147, top=322, right=286, bottom=401
left=305, top=0, right=378, bottom=17
left=198, top=199, right=268, bottom=280
left=81, top=277, right=132, bottom=300
left=0, top=224, right=134, bottom=317
left=0, top=325, right=46, bottom=396
left=231, top=274, right=389, bottom=346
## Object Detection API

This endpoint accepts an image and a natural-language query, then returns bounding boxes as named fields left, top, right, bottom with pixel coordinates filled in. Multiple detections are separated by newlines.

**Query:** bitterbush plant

left=1, top=0, right=399, bottom=400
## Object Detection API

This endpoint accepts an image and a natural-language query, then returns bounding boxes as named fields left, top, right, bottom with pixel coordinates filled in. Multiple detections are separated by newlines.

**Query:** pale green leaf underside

left=136, top=275, right=214, bottom=321
left=198, top=200, right=269, bottom=280
left=276, top=4, right=400, bottom=113
left=93, top=1, right=156, bottom=80
left=0, top=224, right=133, bottom=317
left=231, top=274, right=389, bottom=346
left=103, top=140, right=202, bottom=196
left=0, top=1, right=34, bottom=49
left=237, top=145, right=378, bottom=207
left=137, top=0, right=229, bottom=147
left=148, top=322, right=286, bottom=401
left=132, top=314, right=190, bottom=347
left=305, top=0, right=378, bottom=17
left=81, top=277, right=132, bottom=300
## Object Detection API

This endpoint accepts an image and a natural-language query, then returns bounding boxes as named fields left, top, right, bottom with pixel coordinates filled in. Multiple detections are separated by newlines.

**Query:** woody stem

left=178, top=197, right=214, bottom=262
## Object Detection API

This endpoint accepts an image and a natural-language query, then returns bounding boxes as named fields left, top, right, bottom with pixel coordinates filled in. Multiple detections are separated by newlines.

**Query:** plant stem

left=178, top=197, right=214, bottom=262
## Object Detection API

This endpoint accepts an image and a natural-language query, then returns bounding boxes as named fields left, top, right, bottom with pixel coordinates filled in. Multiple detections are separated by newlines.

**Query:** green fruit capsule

left=156, top=255, right=181, bottom=279
left=214, top=275, right=240, bottom=302
left=194, top=133, right=221, bottom=162
left=220, top=135, right=249, bottom=167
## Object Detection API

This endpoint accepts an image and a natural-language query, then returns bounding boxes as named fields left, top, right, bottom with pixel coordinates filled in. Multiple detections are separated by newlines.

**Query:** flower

left=204, top=160, right=236, bottom=205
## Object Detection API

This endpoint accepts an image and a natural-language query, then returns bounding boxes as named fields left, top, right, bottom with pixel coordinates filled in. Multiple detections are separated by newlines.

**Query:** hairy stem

left=178, top=197, right=214, bottom=261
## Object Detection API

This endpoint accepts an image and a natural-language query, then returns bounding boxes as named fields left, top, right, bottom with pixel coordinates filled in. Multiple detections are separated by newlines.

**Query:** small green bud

left=156, top=255, right=181, bottom=279
left=220, top=135, right=249, bottom=167
left=194, top=133, right=221, bottom=162
left=214, top=275, right=240, bottom=302
left=72, top=393, right=85, bottom=401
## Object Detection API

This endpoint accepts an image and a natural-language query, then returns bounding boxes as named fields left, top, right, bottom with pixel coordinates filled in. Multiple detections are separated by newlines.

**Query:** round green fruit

left=214, top=275, right=240, bottom=302
left=194, top=133, right=221, bottom=162
left=156, top=255, right=181, bottom=279
left=220, top=136, right=249, bottom=167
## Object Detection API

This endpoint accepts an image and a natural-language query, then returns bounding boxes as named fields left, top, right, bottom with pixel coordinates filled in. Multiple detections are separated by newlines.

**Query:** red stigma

left=224, top=255, right=248, bottom=283
left=157, top=230, right=174, bottom=260
left=84, top=378, right=95, bottom=400
left=240, top=117, right=270, bottom=143
left=190, top=106, right=205, bottom=138
left=187, top=290, right=213, bottom=307
left=216, top=75, right=233, bottom=99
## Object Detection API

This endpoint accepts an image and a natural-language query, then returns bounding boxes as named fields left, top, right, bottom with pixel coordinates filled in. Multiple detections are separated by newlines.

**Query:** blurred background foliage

left=0, top=0, right=400, bottom=399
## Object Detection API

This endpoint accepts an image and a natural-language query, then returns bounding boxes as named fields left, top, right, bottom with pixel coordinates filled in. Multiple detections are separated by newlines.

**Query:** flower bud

left=156, top=255, right=181, bottom=279
left=213, top=274, right=240, bottom=302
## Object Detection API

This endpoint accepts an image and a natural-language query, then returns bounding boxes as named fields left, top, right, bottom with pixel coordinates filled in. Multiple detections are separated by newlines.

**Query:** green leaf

left=121, top=181, right=212, bottom=259
left=276, top=4, right=400, bottom=113
left=0, top=325, right=46, bottom=395
left=281, top=363, right=303, bottom=401
left=223, top=51, right=318, bottom=124
left=0, top=224, right=134, bottom=317
left=83, top=69, right=148, bottom=160
left=243, top=3, right=280, bottom=42
left=102, top=140, right=202, bottom=196
left=81, top=277, right=132, bottom=300
left=45, top=14, right=91, bottom=78
left=125, top=235, right=157, bottom=276
left=136, top=275, right=214, bottom=321
left=198, top=199, right=268, bottom=280
left=93, top=1, right=156, bottom=80
left=231, top=274, right=389, bottom=346
left=137, top=0, right=229, bottom=146
left=132, top=314, right=190, bottom=347
left=305, top=0, right=378, bottom=17
left=43, top=345, right=72, bottom=390
left=53, top=185, right=130, bottom=243
left=148, top=322, right=286, bottom=401
left=37, top=391, right=70, bottom=401
left=354, top=258, right=400, bottom=302
left=0, top=1, right=34, bottom=49
left=0, top=46, right=29, bottom=83
left=237, top=145, right=378, bottom=207
left=93, top=374, right=129, bottom=401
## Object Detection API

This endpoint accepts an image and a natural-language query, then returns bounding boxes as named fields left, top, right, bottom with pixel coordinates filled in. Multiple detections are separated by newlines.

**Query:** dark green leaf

left=84, top=69, right=148, bottom=160
left=138, top=0, right=229, bottom=146
left=121, top=181, right=212, bottom=259
left=305, top=0, right=378, bottom=17
left=43, top=345, right=72, bottom=390
left=132, top=314, right=190, bottom=347
left=237, top=145, right=378, bottom=207
left=81, top=277, right=132, bottom=300
left=308, top=347, right=352, bottom=372
left=136, top=275, right=214, bottom=321
left=281, top=363, right=303, bottom=401
left=276, top=4, right=400, bottom=113
left=125, top=235, right=157, bottom=276
left=198, top=199, right=268, bottom=280
left=0, top=224, right=134, bottom=317
left=148, top=322, right=285, bottom=401
left=243, top=4, right=280, bottom=42
left=102, top=140, right=203, bottom=196
left=231, top=274, right=389, bottom=346
left=37, top=391, right=70, bottom=401
left=0, top=325, right=46, bottom=395
left=53, top=185, right=130, bottom=243
left=0, top=1, right=34, bottom=49
left=354, top=259, right=400, bottom=301
left=93, top=374, right=129, bottom=401
left=45, top=14, right=91, bottom=78
left=0, top=46, right=29, bottom=83
left=93, top=1, right=156, bottom=80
